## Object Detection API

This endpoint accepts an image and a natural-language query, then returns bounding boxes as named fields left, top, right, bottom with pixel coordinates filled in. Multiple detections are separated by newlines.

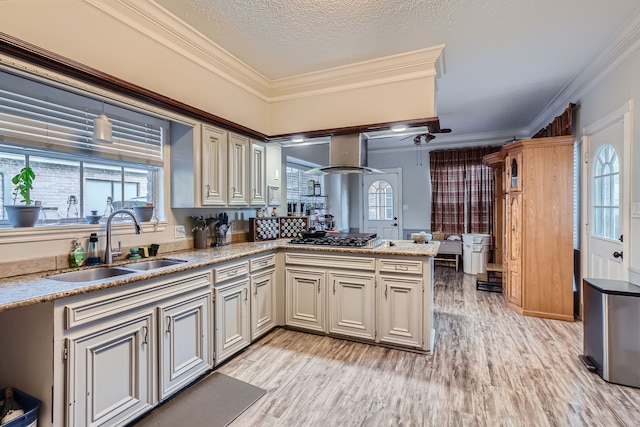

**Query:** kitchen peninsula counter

left=0, top=240, right=439, bottom=313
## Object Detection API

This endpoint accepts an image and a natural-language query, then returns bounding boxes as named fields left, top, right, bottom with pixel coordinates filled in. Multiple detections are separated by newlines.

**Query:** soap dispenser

left=69, top=240, right=85, bottom=268
left=85, top=233, right=101, bottom=266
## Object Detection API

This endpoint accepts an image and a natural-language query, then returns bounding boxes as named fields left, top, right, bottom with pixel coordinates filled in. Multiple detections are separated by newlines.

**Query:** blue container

left=1, top=388, right=41, bottom=427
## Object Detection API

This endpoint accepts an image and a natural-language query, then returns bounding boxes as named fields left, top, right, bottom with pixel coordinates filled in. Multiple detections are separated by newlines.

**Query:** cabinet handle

left=244, top=287, right=248, bottom=301
left=166, top=316, right=171, bottom=334
left=142, top=326, right=148, bottom=345
left=206, top=184, right=210, bottom=195
left=385, top=284, right=388, bottom=299
left=317, top=282, right=321, bottom=293
left=333, top=280, right=336, bottom=294
left=254, top=283, right=258, bottom=295
left=395, top=265, right=408, bottom=271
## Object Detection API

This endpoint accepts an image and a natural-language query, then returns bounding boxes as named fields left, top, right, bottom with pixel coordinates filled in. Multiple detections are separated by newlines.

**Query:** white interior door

left=362, top=169, right=401, bottom=239
left=583, top=102, right=631, bottom=281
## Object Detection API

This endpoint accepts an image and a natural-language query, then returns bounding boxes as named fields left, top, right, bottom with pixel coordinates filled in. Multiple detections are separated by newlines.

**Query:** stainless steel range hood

left=305, top=134, right=382, bottom=175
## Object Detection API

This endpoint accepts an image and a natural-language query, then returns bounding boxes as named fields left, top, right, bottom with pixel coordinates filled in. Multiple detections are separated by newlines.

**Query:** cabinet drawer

left=63, top=271, right=211, bottom=330
left=378, top=259, right=423, bottom=275
left=285, top=252, right=375, bottom=271
left=250, top=253, right=276, bottom=272
left=213, top=260, right=249, bottom=283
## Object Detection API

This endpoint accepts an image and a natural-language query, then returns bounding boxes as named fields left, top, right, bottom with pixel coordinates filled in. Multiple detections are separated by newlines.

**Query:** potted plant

left=5, top=167, right=41, bottom=227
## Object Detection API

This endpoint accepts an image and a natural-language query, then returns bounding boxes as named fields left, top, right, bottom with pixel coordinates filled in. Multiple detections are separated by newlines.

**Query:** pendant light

left=93, top=102, right=113, bottom=143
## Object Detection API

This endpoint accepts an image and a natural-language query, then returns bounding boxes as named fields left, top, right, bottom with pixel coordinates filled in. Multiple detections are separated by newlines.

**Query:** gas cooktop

left=288, top=233, right=382, bottom=248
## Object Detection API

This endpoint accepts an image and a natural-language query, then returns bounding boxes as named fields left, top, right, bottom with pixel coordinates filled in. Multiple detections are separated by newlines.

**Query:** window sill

left=0, top=221, right=168, bottom=244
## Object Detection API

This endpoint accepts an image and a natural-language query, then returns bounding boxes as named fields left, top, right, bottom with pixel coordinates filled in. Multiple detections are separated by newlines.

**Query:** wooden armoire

left=484, top=135, right=575, bottom=321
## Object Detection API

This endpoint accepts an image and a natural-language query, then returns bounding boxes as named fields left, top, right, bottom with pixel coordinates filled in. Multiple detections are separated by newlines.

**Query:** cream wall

left=571, top=47, right=640, bottom=283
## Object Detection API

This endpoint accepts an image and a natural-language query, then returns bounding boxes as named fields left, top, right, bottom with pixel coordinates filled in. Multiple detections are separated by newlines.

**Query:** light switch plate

left=403, top=204, right=409, bottom=211
left=174, top=225, right=186, bottom=238
left=633, top=202, right=640, bottom=219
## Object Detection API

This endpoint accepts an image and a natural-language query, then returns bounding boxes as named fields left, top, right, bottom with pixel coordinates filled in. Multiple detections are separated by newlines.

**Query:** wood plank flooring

left=217, top=267, right=640, bottom=426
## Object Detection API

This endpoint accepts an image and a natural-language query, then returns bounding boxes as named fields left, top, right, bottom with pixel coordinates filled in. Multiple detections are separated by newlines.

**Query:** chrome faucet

left=104, top=209, right=143, bottom=265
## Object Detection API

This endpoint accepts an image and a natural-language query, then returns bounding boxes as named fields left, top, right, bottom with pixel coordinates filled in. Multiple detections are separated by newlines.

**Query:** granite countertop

left=0, top=239, right=439, bottom=313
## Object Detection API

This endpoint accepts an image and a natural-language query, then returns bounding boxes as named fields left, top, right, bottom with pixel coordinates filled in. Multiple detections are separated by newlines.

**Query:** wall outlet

left=174, top=225, right=186, bottom=238
left=403, top=204, right=409, bottom=211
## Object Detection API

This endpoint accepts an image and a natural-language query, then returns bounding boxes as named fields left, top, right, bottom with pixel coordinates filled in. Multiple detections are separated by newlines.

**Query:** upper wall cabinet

left=228, top=132, right=250, bottom=206
left=249, top=141, right=266, bottom=206
left=201, top=124, right=228, bottom=206
left=171, top=122, right=268, bottom=208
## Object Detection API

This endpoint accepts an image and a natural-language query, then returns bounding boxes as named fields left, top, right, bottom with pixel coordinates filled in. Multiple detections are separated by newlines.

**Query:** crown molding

left=87, top=1, right=443, bottom=103
left=527, top=5, right=640, bottom=135
left=268, top=45, right=444, bottom=101
left=86, top=0, right=272, bottom=101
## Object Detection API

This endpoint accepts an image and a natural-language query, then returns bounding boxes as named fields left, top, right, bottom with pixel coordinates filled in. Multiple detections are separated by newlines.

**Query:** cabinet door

left=378, top=275, right=423, bottom=348
left=215, top=278, right=250, bottom=363
left=251, top=268, right=276, bottom=340
left=506, top=193, right=522, bottom=307
left=201, top=124, right=228, bottom=206
left=66, top=312, right=155, bottom=427
left=328, top=272, right=375, bottom=340
left=285, top=268, right=326, bottom=332
left=249, top=141, right=266, bottom=205
left=158, top=292, right=211, bottom=400
left=228, top=132, right=249, bottom=206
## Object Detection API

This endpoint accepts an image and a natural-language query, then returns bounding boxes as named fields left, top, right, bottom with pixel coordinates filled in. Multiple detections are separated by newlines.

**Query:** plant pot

left=132, top=206, right=154, bottom=222
left=5, top=205, right=42, bottom=227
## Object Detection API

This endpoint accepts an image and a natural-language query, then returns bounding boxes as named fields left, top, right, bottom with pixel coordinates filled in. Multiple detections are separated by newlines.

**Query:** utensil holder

left=195, top=229, right=208, bottom=249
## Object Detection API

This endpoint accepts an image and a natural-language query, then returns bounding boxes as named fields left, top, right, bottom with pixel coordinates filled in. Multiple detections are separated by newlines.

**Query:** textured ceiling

left=155, top=0, right=640, bottom=146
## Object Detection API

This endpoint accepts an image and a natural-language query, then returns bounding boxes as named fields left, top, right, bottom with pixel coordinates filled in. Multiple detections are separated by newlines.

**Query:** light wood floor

left=217, top=267, right=640, bottom=426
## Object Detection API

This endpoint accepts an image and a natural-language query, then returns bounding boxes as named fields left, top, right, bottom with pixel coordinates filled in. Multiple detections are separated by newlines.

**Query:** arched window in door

left=368, top=180, right=393, bottom=220
left=593, top=144, right=619, bottom=239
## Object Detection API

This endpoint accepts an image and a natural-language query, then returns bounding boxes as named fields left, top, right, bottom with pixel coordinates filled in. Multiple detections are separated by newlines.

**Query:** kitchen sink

left=123, top=258, right=188, bottom=271
left=48, top=267, right=135, bottom=282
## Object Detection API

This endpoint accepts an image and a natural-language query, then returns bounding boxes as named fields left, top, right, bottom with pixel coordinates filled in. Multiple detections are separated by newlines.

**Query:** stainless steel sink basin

left=123, top=258, right=187, bottom=271
left=48, top=267, right=135, bottom=282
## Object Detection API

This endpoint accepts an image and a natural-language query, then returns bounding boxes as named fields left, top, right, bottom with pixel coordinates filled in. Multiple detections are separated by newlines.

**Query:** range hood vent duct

left=305, top=134, right=382, bottom=175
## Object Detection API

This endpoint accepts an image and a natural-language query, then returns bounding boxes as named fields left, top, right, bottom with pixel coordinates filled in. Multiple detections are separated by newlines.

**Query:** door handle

left=613, top=251, right=623, bottom=259
left=393, top=223, right=398, bottom=226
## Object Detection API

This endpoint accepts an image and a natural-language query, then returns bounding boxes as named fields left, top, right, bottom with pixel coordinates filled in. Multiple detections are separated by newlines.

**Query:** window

left=0, top=150, right=158, bottom=226
left=0, top=68, right=165, bottom=228
left=593, top=144, right=619, bottom=239
left=287, top=159, right=325, bottom=203
left=368, top=180, right=393, bottom=220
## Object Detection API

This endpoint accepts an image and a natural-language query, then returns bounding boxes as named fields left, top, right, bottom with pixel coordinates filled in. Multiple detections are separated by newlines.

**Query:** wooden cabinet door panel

left=201, top=124, right=227, bottom=206
left=328, top=272, right=375, bottom=340
left=249, top=141, right=266, bottom=205
left=251, top=268, right=276, bottom=340
left=215, top=279, right=250, bottom=363
left=285, top=268, right=325, bottom=332
left=379, top=276, right=422, bottom=348
left=66, top=312, right=155, bottom=427
left=228, top=133, right=249, bottom=206
left=158, top=292, right=211, bottom=400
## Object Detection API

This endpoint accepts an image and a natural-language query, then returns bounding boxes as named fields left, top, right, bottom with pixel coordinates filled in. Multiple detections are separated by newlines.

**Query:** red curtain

left=430, top=146, right=500, bottom=235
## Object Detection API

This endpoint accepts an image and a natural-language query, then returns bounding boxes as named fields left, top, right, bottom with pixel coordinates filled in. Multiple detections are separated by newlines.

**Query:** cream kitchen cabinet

left=250, top=253, right=277, bottom=340
left=213, top=260, right=251, bottom=363
left=378, top=258, right=427, bottom=349
left=285, top=267, right=326, bottom=332
left=285, top=252, right=376, bottom=336
left=249, top=140, right=266, bottom=205
left=158, top=291, right=211, bottom=399
left=201, top=123, right=228, bottom=206
left=328, top=271, right=375, bottom=340
left=228, top=132, right=250, bottom=206
left=378, top=275, right=423, bottom=348
left=60, top=270, right=212, bottom=427
left=65, top=310, right=155, bottom=427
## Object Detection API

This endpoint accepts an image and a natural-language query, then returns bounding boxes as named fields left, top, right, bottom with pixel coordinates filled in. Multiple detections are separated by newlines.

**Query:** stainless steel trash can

left=582, top=278, right=640, bottom=388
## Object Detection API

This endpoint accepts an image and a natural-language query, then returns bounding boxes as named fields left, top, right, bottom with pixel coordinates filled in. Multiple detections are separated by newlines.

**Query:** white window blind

left=0, top=71, right=165, bottom=166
